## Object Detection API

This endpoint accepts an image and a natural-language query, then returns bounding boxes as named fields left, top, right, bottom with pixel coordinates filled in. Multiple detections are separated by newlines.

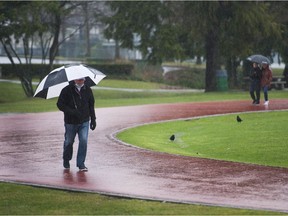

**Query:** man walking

left=57, top=77, right=96, bottom=171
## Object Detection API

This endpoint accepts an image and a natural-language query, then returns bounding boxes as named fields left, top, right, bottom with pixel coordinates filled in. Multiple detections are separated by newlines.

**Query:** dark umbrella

left=247, top=54, right=270, bottom=65
left=34, top=64, right=106, bottom=99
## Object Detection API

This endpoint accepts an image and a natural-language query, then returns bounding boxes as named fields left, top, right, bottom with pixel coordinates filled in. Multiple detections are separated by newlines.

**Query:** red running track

left=0, top=99, right=288, bottom=213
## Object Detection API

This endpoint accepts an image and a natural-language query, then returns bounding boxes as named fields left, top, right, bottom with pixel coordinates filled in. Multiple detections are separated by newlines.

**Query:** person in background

left=261, top=63, right=273, bottom=106
left=57, top=77, right=96, bottom=172
left=249, top=62, right=262, bottom=105
left=283, top=66, right=288, bottom=88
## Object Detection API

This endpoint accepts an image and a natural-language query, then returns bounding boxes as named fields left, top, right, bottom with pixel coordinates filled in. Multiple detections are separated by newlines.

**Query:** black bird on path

left=170, top=134, right=175, bottom=141
left=236, top=115, right=242, bottom=122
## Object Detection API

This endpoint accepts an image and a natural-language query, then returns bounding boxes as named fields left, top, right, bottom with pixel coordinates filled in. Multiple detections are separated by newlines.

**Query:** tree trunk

left=1, top=39, right=34, bottom=97
left=226, top=57, right=240, bottom=88
left=84, top=2, right=91, bottom=58
left=196, top=55, right=202, bottom=64
left=18, top=72, right=34, bottom=97
left=205, top=29, right=220, bottom=92
left=49, top=13, right=61, bottom=69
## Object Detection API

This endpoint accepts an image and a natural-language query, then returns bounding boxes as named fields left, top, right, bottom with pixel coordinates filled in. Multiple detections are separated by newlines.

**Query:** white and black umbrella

left=34, top=64, right=106, bottom=99
left=247, top=54, right=270, bottom=65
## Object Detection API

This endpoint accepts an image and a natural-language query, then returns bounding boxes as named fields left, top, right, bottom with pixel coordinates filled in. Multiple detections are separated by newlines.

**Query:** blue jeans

left=262, top=85, right=269, bottom=101
left=63, top=121, right=89, bottom=168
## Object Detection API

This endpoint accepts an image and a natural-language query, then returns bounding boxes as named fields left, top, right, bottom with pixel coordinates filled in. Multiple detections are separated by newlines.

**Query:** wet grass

left=0, top=182, right=283, bottom=215
left=0, top=81, right=287, bottom=113
left=98, top=79, right=167, bottom=89
left=117, top=111, right=288, bottom=168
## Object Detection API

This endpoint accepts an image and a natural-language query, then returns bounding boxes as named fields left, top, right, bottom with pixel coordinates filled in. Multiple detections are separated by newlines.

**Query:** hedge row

left=0, top=63, right=134, bottom=79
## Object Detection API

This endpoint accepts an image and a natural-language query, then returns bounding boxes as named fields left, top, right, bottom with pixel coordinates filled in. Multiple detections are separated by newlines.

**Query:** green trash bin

left=216, top=69, right=228, bottom=91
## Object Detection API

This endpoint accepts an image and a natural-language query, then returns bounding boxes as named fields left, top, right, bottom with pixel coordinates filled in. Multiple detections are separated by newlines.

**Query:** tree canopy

left=0, top=1, right=89, bottom=97
left=104, top=1, right=283, bottom=91
left=0, top=1, right=287, bottom=93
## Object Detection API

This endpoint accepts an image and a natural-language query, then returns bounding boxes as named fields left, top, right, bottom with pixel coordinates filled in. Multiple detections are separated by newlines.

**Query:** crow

left=236, top=115, right=242, bottom=122
left=170, top=134, right=175, bottom=141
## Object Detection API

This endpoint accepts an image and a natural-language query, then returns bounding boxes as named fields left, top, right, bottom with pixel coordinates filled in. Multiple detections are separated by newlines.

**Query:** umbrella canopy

left=34, top=64, right=106, bottom=99
left=247, top=54, right=270, bottom=65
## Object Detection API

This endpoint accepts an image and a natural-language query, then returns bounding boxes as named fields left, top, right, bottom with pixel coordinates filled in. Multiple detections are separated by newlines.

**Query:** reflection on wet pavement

left=63, top=169, right=88, bottom=185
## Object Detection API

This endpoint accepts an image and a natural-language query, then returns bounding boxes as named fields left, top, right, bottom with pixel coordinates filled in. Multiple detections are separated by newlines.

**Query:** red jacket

left=261, top=66, right=273, bottom=87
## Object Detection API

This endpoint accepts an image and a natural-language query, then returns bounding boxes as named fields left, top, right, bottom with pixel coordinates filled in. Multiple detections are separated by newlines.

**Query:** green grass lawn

left=0, top=80, right=288, bottom=215
left=98, top=79, right=168, bottom=89
left=117, top=111, right=288, bottom=168
left=0, top=182, right=283, bottom=215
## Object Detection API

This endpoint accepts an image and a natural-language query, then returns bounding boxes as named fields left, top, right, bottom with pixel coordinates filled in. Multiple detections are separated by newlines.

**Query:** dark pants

left=250, top=79, right=261, bottom=102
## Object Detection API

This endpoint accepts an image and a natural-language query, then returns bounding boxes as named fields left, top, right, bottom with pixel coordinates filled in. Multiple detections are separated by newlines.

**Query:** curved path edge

left=1, top=99, right=288, bottom=213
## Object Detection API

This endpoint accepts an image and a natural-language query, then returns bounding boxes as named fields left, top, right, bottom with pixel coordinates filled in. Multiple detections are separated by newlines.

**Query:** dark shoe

left=63, top=160, right=70, bottom=169
left=252, top=100, right=260, bottom=105
left=79, top=166, right=88, bottom=172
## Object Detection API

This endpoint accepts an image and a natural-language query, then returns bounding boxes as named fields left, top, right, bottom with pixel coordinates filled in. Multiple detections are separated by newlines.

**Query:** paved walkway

left=1, top=100, right=288, bottom=213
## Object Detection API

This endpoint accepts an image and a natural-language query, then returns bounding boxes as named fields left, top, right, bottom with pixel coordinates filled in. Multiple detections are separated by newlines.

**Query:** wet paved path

left=1, top=100, right=288, bottom=213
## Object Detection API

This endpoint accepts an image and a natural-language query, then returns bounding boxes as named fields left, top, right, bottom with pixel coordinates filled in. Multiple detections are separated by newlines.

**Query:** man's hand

left=90, top=119, right=96, bottom=130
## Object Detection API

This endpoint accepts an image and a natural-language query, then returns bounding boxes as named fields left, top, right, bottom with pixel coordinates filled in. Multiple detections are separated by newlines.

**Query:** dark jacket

left=57, top=83, right=96, bottom=124
left=250, top=66, right=262, bottom=80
